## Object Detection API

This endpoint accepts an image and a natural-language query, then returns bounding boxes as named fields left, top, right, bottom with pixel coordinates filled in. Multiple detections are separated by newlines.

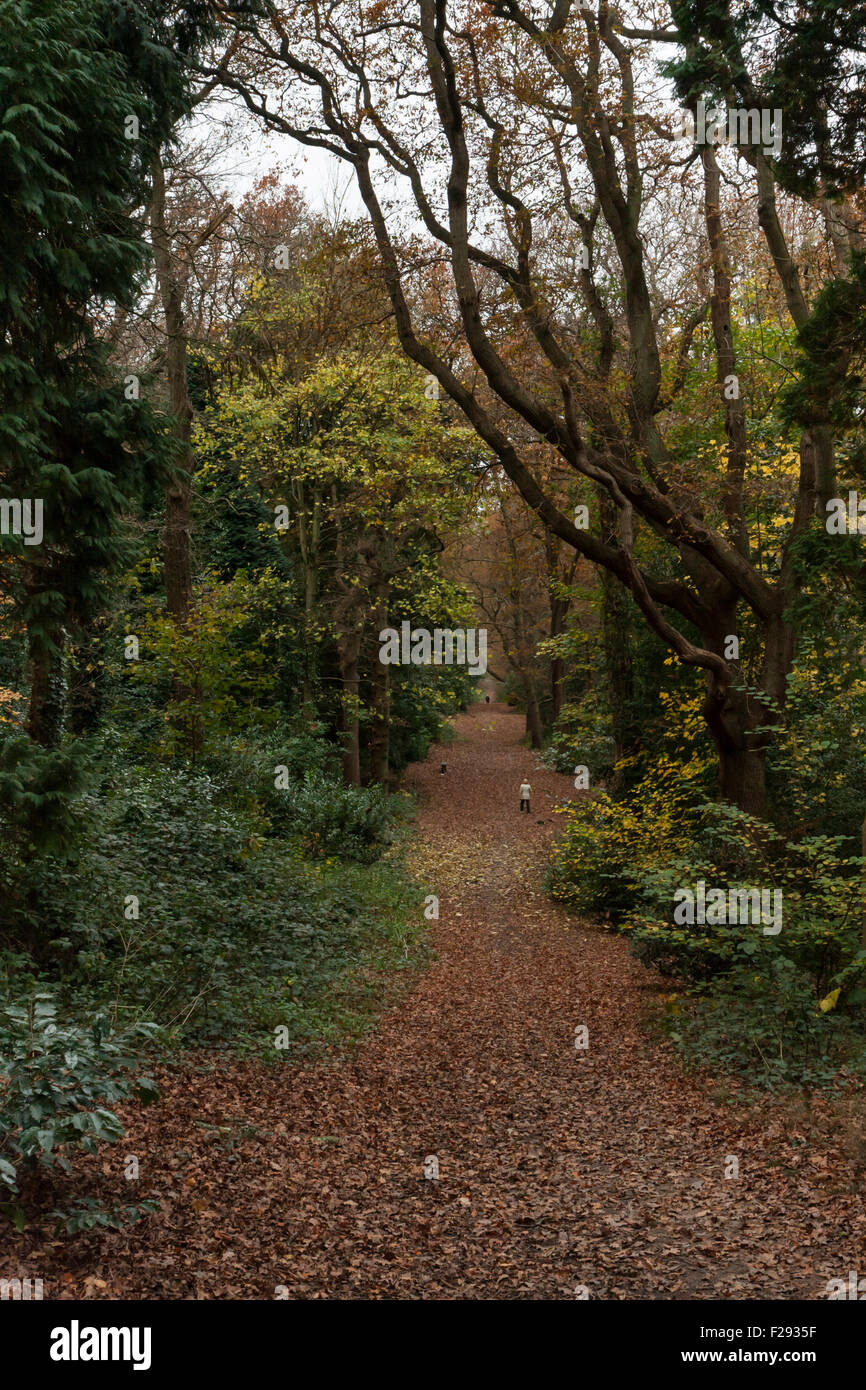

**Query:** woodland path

left=13, top=701, right=866, bottom=1299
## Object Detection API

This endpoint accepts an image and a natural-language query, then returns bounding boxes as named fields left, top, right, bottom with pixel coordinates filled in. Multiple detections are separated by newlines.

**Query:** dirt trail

left=14, top=701, right=865, bottom=1299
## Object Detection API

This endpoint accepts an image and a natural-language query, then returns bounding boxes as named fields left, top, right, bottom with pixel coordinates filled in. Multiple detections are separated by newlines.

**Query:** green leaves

left=276, top=771, right=392, bottom=862
left=780, top=252, right=866, bottom=431
left=0, top=991, right=161, bottom=1224
left=49, top=1196, right=160, bottom=1235
left=0, top=0, right=207, bottom=780
left=0, top=734, right=91, bottom=856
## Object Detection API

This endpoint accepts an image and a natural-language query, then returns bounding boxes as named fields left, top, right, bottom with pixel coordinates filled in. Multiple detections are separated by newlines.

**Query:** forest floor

left=6, top=700, right=866, bottom=1299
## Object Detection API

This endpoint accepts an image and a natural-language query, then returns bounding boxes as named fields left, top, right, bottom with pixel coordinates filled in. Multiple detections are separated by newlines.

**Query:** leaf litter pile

left=5, top=702, right=866, bottom=1299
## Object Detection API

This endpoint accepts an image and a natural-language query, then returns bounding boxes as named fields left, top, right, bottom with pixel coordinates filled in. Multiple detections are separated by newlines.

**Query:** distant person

left=485, top=694, right=490, bottom=703
left=519, top=778, right=531, bottom=814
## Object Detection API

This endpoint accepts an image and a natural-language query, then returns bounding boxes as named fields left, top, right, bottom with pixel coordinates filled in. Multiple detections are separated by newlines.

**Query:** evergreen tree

left=0, top=0, right=211, bottom=841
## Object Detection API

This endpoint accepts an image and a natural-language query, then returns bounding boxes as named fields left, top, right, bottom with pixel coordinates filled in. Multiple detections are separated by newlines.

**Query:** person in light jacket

left=519, top=779, right=531, bottom=813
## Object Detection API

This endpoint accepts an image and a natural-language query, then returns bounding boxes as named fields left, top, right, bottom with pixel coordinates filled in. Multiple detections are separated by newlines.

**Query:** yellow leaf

left=818, top=988, right=841, bottom=1014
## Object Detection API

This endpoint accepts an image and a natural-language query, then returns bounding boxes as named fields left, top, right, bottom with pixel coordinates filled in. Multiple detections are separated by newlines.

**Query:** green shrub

left=0, top=993, right=158, bottom=1227
left=549, top=763, right=866, bottom=1087
left=275, top=772, right=392, bottom=862
left=547, top=754, right=708, bottom=918
left=659, top=959, right=866, bottom=1090
left=199, top=724, right=341, bottom=822
left=540, top=700, right=617, bottom=779
left=0, top=765, right=424, bottom=1051
left=0, top=735, right=91, bottom=857
left=626, top=807, right=866, bottom=999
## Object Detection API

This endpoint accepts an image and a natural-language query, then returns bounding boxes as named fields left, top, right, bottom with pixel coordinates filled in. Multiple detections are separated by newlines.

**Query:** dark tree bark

left=601, top=568, right=635, bottom=767
left=369, top=590, right=391, bottom=783
left=150, top=152, right=194, bottom=621
left=598, top=491, right=636, bottom=771
left=338, top=630, right=362, bottom=787
left=702, top=679, right=769, bottom=818
left=524, top=683, right=544, bottom=749
left=543, top=529, right=576, bottom=723
left=26, top=639, right=65, bottom=748
left=23, top=557, right=66, bottom=747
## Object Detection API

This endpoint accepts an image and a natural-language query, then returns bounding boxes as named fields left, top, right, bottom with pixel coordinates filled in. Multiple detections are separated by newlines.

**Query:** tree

left=197, top=347, right=480, bottom=782
left=0, top=0, right=211, bottom=757
left=453, top=482, right=578, bottom=746
left=212, top=0, right=866, bottom=815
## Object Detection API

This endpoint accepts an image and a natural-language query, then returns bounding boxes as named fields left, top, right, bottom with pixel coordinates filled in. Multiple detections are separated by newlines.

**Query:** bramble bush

left=194, top=724, right=396, bottom=860
left=200, top=722, right=341, bottom=820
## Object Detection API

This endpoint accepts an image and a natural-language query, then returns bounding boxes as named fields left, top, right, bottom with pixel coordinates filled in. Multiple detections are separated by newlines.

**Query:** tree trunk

left=369, top=594, right=390, bottom=784
left=150, top=152, right=194, bottom=621
left=717, top=743, right=769, bottom=818
left=600, top=556, right=635, bottom=768
left=702, top=675, right=770, bottom=818
left=338, top=630, right=362, bottom=786
left=812, top=424, right=836, bottom=517
left=369, top=666, right=390, bottom=783
left=26, top=637, right=65, bottom=748
left=524, top=684, right=543, bottom=749
left=551, top=653, right=565, bottom=720
left=543, top=530, right=573, bottom=723
left=163, top=478, right=192, bottom=620
left=550, top=593, right=568, bottom=721
left=295, top=479, right=321, bottom=712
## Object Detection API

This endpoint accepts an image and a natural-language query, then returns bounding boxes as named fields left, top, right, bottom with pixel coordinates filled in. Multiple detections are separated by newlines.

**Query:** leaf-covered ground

left=5, top=702, right=866, bottom=1298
